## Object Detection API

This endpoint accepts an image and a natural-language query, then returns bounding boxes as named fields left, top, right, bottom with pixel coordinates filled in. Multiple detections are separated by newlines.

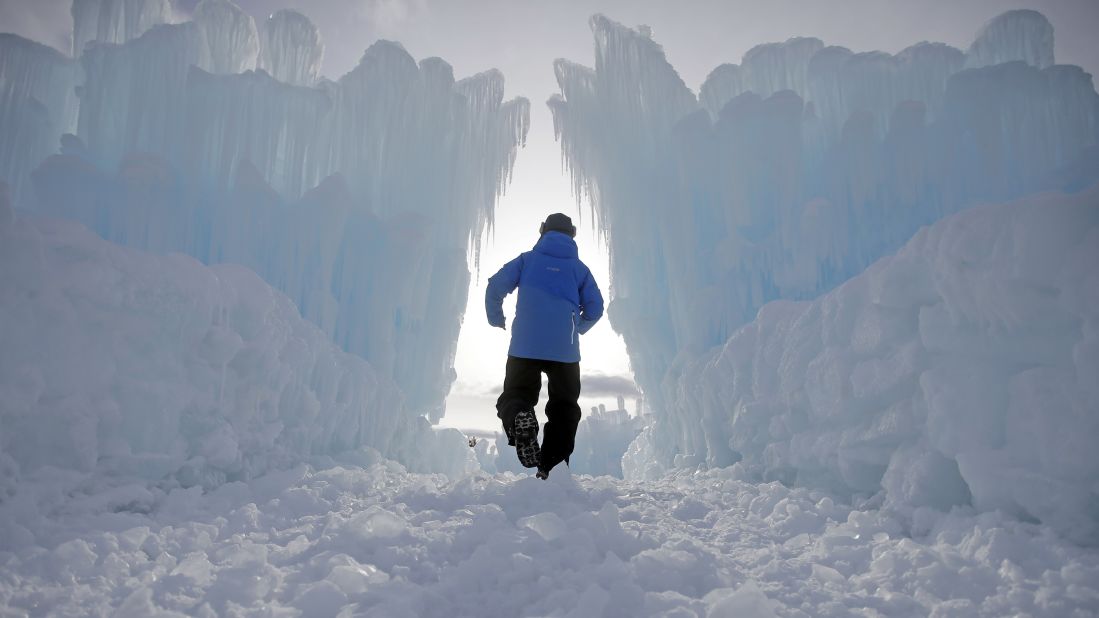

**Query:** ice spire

left=966, top=9, right=1054, bottom=69
left=192, top=0, right=260, bottom=75
left=71, top=0, right=173, bottom=57
left=740, top=37, right=823, bottom=99
left=258, top=10, right=323, bottom=86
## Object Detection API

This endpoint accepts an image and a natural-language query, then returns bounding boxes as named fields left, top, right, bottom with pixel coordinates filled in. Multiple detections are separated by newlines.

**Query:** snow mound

left=634, top=186, right=1099, bottom=544
left=0, top=208, right=477, bottom=488
left=1, top=464, right=1095, bottom=616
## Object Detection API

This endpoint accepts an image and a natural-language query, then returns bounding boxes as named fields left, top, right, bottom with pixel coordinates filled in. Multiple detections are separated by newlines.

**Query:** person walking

left=485, top=213, right=604, bottom=479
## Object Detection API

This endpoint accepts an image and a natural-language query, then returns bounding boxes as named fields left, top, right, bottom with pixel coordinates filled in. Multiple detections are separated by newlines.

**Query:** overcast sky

left=3, top=0, right=1097, bottom=432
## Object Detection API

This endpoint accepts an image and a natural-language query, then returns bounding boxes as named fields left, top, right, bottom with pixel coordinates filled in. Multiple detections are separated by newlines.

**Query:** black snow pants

left=496, top=355, right=582, bottom=472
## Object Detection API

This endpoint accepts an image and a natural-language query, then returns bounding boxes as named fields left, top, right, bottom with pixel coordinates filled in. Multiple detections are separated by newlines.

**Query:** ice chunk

left=881, top=443, right=971, bottom=511
left=565, top=399, right=644, bottom=478
left=327, top=562, right=388, bottom=595
left=293, top=580, right=347, bottom=616
left=703, top=582, right=781, bottom=617
left=519, top=512, right=569, bottom=542
left=348, top=506, right=408, bottom=540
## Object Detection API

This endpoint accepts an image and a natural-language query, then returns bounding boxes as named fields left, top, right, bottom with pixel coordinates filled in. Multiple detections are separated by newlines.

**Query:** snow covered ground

left=2, top=463, right=1097, bottom=617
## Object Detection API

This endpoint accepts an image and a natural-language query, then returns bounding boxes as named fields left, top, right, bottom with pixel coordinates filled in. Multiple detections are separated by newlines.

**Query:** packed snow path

left=2, top=465, right=1097, bottom=617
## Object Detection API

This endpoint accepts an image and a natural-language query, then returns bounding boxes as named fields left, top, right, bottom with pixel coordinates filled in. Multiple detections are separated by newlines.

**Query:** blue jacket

left=485, top=231, right=604, bottom=363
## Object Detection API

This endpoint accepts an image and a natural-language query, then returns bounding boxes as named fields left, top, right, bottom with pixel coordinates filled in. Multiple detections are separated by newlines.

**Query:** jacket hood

left=534, top=231, right=578, bottom=259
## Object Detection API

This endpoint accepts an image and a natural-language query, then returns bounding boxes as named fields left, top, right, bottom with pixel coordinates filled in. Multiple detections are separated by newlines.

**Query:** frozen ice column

left=71, top=0, right=173, bottom=56
left=258, top=10, right=323, bottom=87
left=0, top=35, right=81, bottom=205
left=77, top=22, right=212, bottom=170
left=966, top=9, right=1054, bottom=70
left=192, top=0, right=260, bottom=75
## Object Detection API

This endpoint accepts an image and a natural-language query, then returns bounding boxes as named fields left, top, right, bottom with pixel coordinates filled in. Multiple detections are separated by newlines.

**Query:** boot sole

left=512, top=409, right=541, bottom=468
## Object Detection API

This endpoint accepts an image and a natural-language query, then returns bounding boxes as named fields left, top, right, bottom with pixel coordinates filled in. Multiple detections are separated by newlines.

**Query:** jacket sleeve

left=577, top=267, right=604, bottom=335
left=485, top=254, right=523, bottom=327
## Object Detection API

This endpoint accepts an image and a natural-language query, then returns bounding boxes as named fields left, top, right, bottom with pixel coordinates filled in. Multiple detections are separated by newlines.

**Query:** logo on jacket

left=546, top=266, right=561, bottom=271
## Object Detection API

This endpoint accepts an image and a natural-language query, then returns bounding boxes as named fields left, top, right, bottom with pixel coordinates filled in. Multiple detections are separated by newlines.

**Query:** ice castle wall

left=0, top=0, right=530, bottom=425
left=552, top=11, right=1099, bottom=533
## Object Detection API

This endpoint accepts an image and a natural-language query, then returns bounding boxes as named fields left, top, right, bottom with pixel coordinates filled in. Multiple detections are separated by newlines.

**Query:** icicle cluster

left=550, top=12, right=1099, bottom=470
left=701, top=38, right=966, bottom=142
left=1, top=0, right=530, bottom=421
left=77, top=22, right=212, bottom=169
left=965, top=9, right=1055, bottom=70
left=192, top=0, right=259, bottom=75
left=71, top=0, right=172, bottom=56
left=258, top=10, right=323, bottom=87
